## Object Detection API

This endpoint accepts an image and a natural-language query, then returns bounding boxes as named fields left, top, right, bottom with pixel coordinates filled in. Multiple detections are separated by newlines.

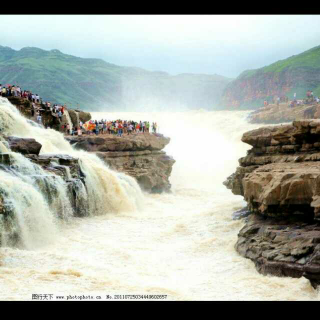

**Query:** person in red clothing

left=118, top=122, right=123, bottom=137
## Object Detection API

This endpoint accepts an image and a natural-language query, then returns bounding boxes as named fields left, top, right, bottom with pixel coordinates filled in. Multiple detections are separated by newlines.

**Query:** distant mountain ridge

left=0, top=46, right=233, bottom=111
left=221, top=45, right=320, bottom=109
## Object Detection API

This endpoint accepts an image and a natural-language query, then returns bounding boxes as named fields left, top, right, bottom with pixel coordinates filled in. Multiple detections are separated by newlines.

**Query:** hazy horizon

left=1, top=15, right=320, bottom=78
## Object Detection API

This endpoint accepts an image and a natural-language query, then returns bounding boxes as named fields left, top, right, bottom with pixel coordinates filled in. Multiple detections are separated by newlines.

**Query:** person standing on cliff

left=123, top=121, right=127, bottom=134
left=1, top=86, right=6, bottom=97
left=36, top=113, right=42, bottom=124
left=11, top=86, right=16, bottom=97
left=118, top=122, right=123, bottom=137
left=128, top=123, right=133, bottom=135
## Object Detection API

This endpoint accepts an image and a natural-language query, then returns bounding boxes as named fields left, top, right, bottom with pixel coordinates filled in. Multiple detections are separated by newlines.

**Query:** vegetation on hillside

left=0, top=46, right=232, bottom=111
left=239, top=45, right=320, bottom=79
left=222, top=44, right=320, bottom=109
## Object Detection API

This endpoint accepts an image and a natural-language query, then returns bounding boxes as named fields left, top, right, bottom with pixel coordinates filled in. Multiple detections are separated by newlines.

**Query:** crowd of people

left=289, top=90, right=320, bottom=108
left=262, top=90, right=320, bottom=109
left=0, top=83, right=68, bottom=124
left=1, top=83, right=41, bottom=102
left=0, top=84, right=158, bottom=137
left=80, top=120, right=158, bottom=136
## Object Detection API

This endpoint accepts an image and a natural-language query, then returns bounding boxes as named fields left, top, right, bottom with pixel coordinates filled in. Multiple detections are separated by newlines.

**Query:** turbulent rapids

left=0, top=97, right=143, bottom=249
left=0, top=101, right=320, bottom=300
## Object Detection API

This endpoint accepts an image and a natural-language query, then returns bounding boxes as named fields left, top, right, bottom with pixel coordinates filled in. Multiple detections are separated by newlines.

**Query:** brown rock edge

left=66, top=133, right=175, bottom=193
left=224, top=119, right=320, bottom=288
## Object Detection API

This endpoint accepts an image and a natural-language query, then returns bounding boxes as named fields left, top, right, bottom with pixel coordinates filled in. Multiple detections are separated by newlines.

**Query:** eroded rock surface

left=66, top=133, right=175, bottom=192
left=66, top=133, right=170, bottom=152
left=236, top=214, right=320, bottom=288
left=7, top=96, right=91, bottom=132
left=225, top=119, right=320, bottom=286
left=5, top=136, right=42, bottom=155
left=248, top=103, right=320, bottom=125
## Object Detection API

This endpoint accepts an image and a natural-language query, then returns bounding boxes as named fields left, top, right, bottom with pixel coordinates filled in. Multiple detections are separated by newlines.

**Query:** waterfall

left=63, top=109, right=73, bottom=133
left=75, top=111, right=80, bottom=126
left=0, top=97, right=144, bottom=249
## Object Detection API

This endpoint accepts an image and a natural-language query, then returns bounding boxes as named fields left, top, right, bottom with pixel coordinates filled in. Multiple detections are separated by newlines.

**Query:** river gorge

left=0, top=98, right=319, bottom=300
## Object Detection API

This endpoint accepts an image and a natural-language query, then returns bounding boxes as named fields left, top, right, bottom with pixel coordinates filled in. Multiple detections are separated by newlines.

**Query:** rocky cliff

left=224, top=120, right=320, bottom=287
left=221, top=45, right=320, bottom=110
left=248, top=103, right=320, bottom=125
left=7, top=96, right=91, bottom=131
left=66, top=133, right=175, bottom=193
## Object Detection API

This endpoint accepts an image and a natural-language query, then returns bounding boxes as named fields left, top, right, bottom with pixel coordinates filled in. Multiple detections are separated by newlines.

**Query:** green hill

left=0, top=46, right=232, bottom=111
left=221, top=45, right=320, bottom=109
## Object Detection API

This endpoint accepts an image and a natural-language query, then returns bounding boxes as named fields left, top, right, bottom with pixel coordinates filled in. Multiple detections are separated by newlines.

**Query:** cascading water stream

left=0, top=97, right=144, bottom=249
left=63, top=109, right=73, bottom=133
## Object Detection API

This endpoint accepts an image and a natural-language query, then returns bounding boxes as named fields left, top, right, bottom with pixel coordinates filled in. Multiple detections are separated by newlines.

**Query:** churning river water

left=0, top=105, right=318, bottom=300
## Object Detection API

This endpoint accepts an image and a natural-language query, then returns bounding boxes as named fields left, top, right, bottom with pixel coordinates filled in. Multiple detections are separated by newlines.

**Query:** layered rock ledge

left=248, top=103, right=320, bottom=124
left=0, top=137, right=87, bottom=225
left=6, top=96, right=91, bottom=131
left=224, top=119, right=320, bottom=287
left=66, top=133, right=175, bottom=193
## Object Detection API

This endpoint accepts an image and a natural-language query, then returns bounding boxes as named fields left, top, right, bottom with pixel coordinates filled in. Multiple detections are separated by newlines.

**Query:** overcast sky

left=1, top=15, right=320, bottom=78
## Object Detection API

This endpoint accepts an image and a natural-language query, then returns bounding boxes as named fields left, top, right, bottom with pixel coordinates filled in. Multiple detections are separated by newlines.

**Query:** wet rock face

left=5, top=137, right=88, bottom=218
left=236, top=214, right=320, bottom=288
left=68, top=109, right=91, bottom=128
left=66, top=133, right=170, bottom=152
left=225, top=119, right=320, bottom=286
left=96, top=151, right=175, bottom=193
left=5, top=136, right=42, bottom=155
left=0, top=149, right=89, bottom=246
left=6, top=97, right=91, bottom=132
left=67, top=134, right=175, bottom=193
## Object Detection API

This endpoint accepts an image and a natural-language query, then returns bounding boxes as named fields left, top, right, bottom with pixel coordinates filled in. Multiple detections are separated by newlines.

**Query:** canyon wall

left=222, top=68, right=320, bottom=109
left=225, top=120, right=320, bottom=287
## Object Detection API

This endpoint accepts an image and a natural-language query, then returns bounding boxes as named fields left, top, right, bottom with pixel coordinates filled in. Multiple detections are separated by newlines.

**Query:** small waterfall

left=0, top=97, right=144, bottom=249
left=75, top=111, right=80, bottom=127
left=0, top=169, right=59, bottom=249
left=63, top=109, right=73, bottom=133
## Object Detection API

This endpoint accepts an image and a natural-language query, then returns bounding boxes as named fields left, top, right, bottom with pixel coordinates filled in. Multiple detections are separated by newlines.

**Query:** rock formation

left=5, top=136, right=42, bottom=155
left=224, top=119, right=320, bottom=287
left=247, top=103, right=320, bottom=124
left=7, top=96, right=91, bottom=132
left=66, top=133, right=175, bottom=193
